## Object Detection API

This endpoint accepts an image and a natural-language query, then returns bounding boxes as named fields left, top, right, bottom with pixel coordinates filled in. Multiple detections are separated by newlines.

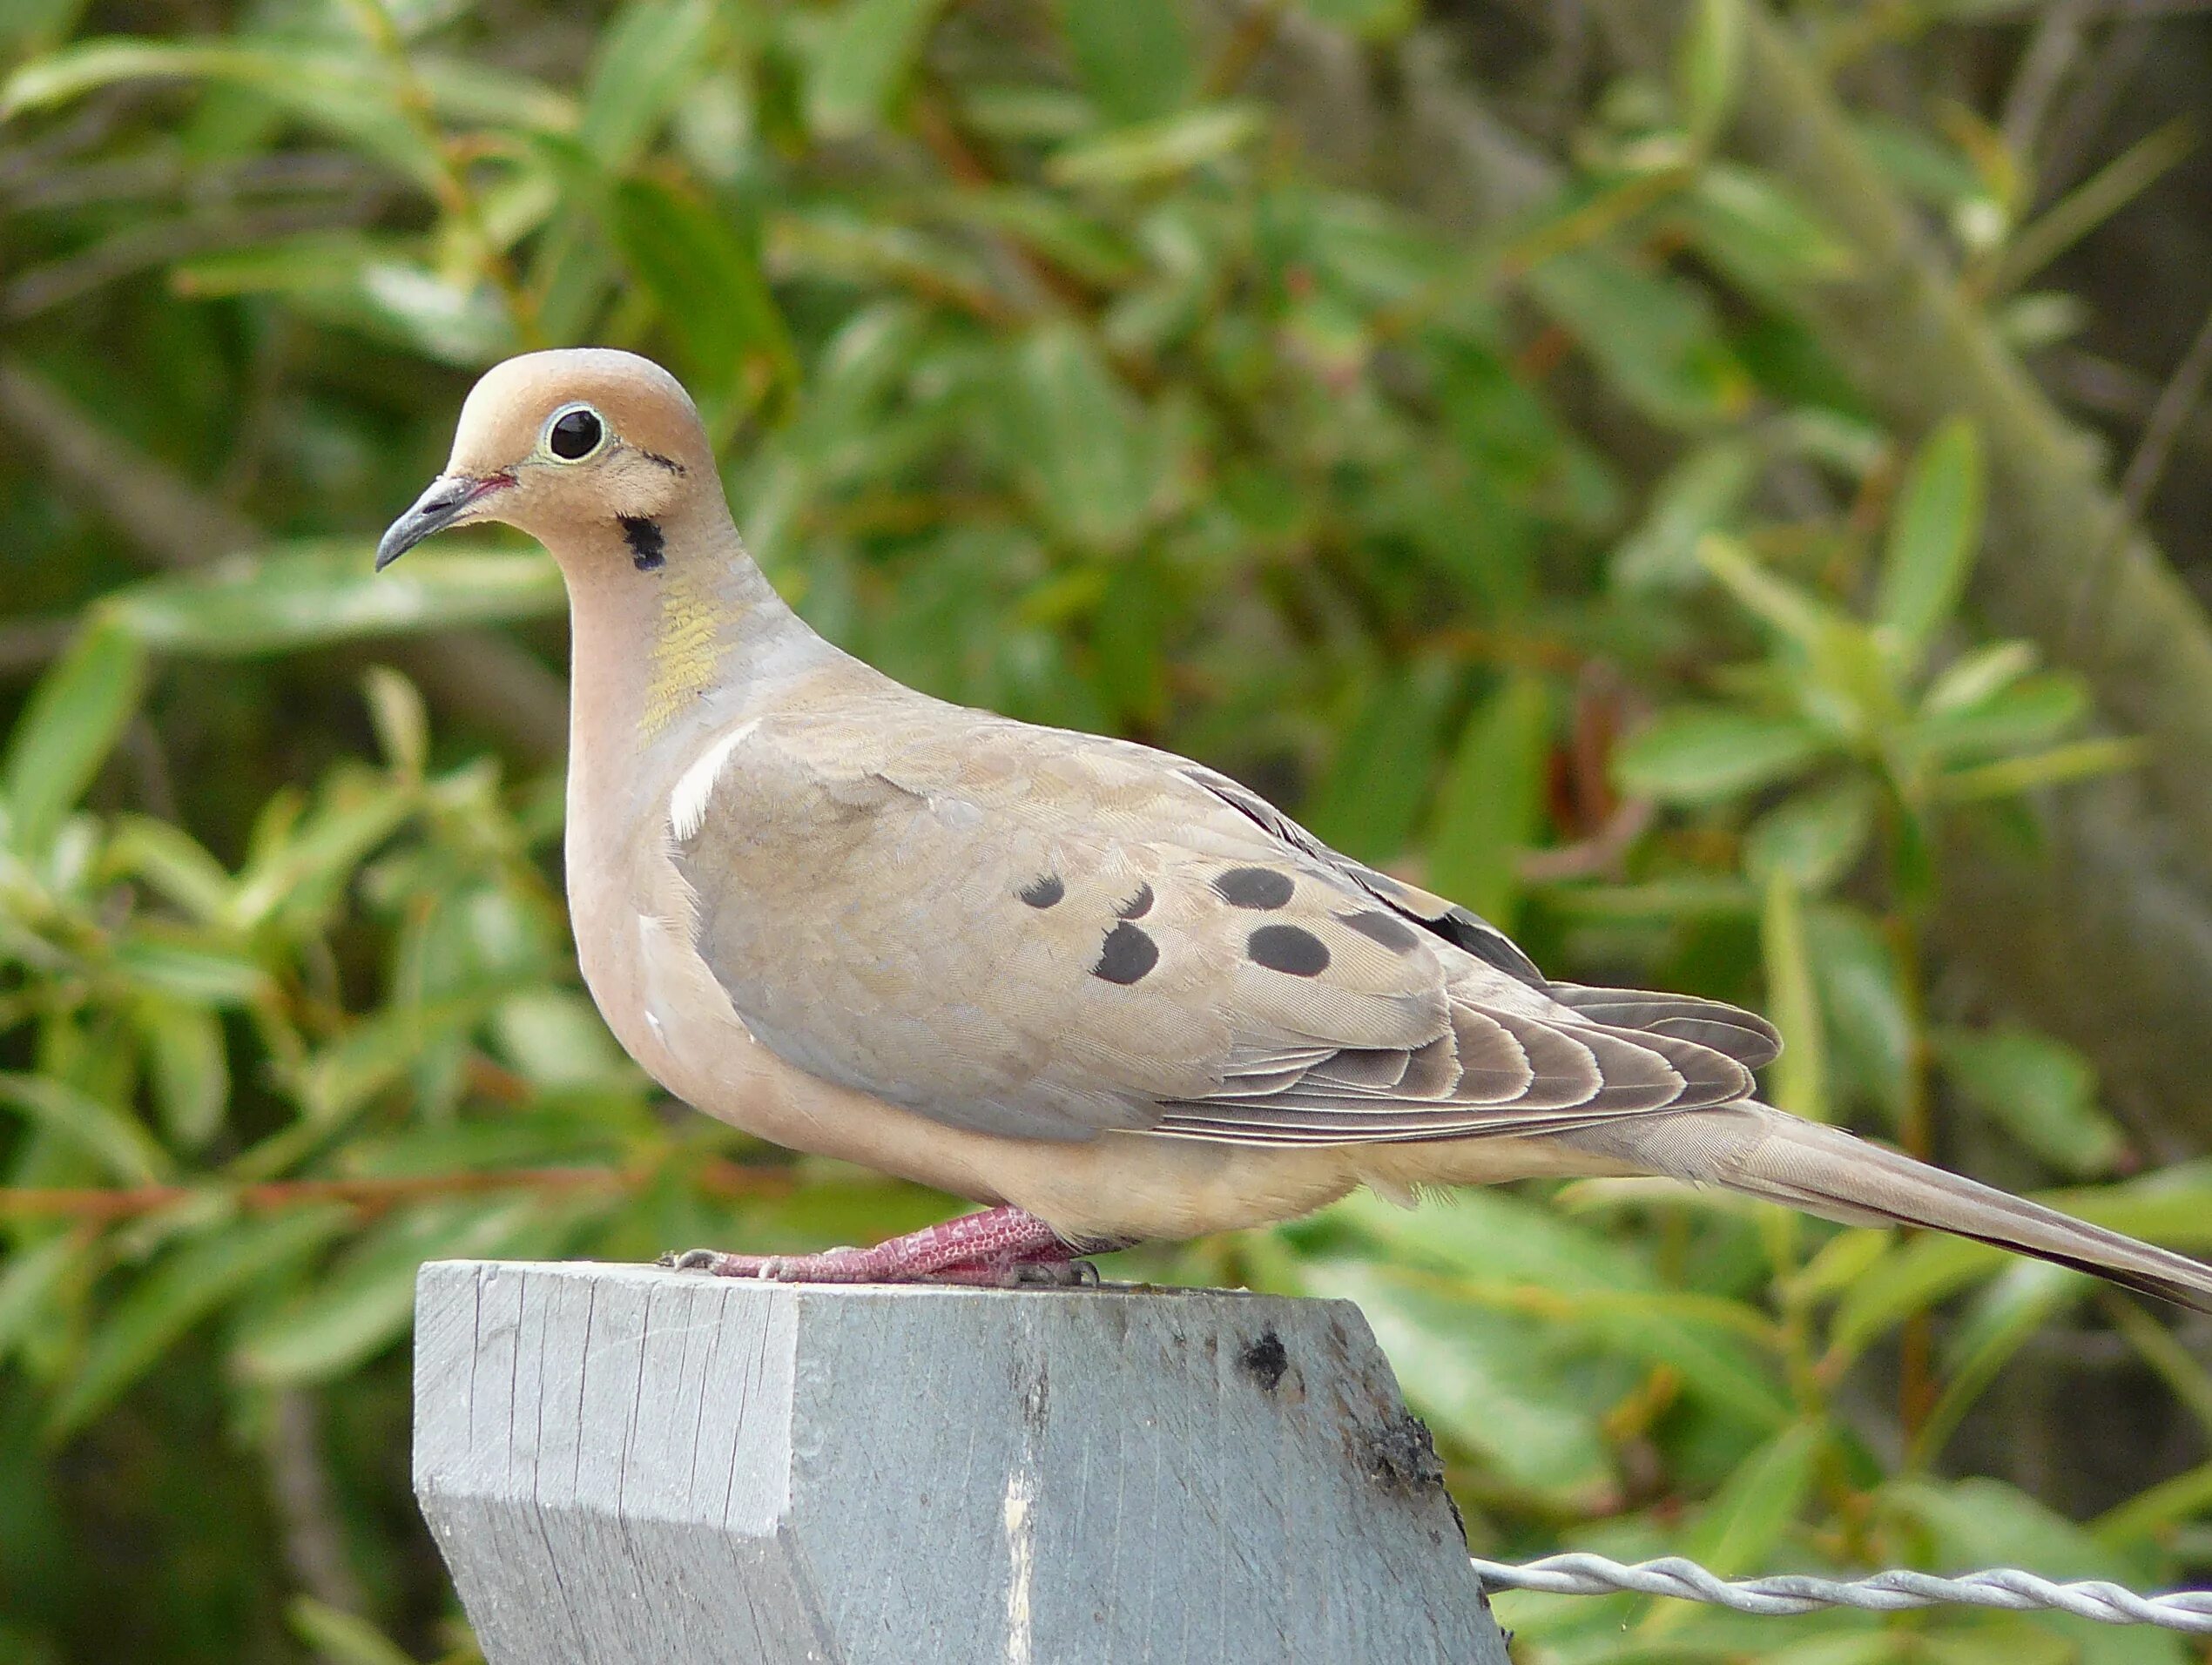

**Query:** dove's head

left=376, top=348, right=715, bottom=573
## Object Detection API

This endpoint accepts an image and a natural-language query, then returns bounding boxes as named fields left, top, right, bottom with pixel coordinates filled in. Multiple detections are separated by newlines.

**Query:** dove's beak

left=374, top=472, right=512, bottom=570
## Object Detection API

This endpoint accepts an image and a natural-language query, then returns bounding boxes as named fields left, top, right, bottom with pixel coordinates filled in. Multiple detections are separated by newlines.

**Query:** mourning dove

left=378, top=347, right=2212, bottom=1306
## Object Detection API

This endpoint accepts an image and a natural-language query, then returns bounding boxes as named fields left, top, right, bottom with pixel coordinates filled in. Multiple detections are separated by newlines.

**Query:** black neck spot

left=619, top=515, right=665, bottom=571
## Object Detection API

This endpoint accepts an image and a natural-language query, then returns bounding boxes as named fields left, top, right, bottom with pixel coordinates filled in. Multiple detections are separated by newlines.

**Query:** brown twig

left=0, top=356, right=570, bottom=761
left=2067, top=295, right=2212, bottom=656
left=0, top=1162, right=792, bottom=1221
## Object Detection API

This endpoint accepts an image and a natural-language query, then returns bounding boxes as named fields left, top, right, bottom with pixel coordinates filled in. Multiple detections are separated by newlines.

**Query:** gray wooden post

left=413, top=1259, right=1512, bottom=1664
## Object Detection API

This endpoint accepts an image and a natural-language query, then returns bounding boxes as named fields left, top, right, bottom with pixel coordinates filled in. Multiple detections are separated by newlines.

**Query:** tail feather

left=1572, top=1102, right=2212, bottom=1314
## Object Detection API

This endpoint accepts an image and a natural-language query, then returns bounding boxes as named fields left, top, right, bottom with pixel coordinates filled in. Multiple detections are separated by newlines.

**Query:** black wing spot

left=1019, top=873, right=1065, bottom=908
left=1339, top=909, right=1422, bottom=953
left=1214, top=866, right=1294, bottom=910
left=1248, top=924, right=1329, bottom=977
left=618, top=514, right=666, bottom=571
left=1116, top=882, right=1154, bottom=920
left=1092, top=921, right=1159, bottom=985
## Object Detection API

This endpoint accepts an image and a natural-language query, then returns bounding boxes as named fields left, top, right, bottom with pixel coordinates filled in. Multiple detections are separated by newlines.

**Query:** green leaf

left=1611, top=441, right=1758, bottom=592
left=1298, top=1255, right=1615, bottom=1503
left=1923, top=639, right=2037, bottom=716
left=1760, top=874, right=1829, bottom=1124
left=1936, top=1026, right=2121, bottom=1177
left=0, top=1073, right=170, bottom=1185
left=1523, top=248, right=1752, bottom=428
left=286, top=1600, right=421, bottom=1665
left=579, top=0, right=714, bottom=167
left=806, top=0, right=949, bottom=139
left=1678, top=163, right=1853, bottom=305
left=0, top=1234, right=81, bottom=1366
left=174, top=239, right=517, bottom=367
left=1008, top=324, right=1159, bottom=552
left=608, top=176, right=796, bottom=406
left=1047, top=104, right=1265, bottom=187
left=104, top=816, right=234, bottom=922
left=0, top=41, right=436, bottom=185
left=1614, top=708, right=1828, bottom=805
left=1425, top=676, right=1551, bottom=930
left=111, top=934, right=270, bottom=1008
left=1674, top=0, right=1744, bottom=148
left=47, top=1209, right=348, bottom=1437
left=1290, top=0, right=1416, bottom=38
left=1680, top=1419, right=1824, bottom=1579
left=104, top=542, right=563, bottom=657
left=1743, top=779, right=1874, bottom=893
left=137, top=997, right=230, bottom=1152
left=1804, top=904, right=1913, bottom=1126
left=235, top=1197, right=577, bottom=1384
left=1875, top=417, right=1983, bottom=665
left=2, top=621, right=146, bottom=859
left=1333, top=1190, right=1792, bottom=1431
left=1937, top=737, right=2147, bottom=803
left=1059, top=0, right=1194, bottom=126
left=1912, top=672, right=2087, bottom=764
left=1304, top=662, right=1456, bottom=863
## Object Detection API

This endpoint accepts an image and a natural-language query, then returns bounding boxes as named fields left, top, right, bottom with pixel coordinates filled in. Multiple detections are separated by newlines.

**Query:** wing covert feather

left=664, top=697, right=1771, bottom=1149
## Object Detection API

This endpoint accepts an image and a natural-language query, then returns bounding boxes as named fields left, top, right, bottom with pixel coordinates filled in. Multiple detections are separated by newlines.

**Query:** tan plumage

left=377, top=347, right=2212, bottom=1309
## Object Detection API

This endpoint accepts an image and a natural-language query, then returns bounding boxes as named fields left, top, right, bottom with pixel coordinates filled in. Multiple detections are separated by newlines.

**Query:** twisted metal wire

left=1469, top=1554, right=2212, bottom=1635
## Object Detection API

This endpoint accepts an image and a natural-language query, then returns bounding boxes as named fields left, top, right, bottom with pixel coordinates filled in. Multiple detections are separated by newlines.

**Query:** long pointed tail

left=1574, top=1102, right=2212, bottom=1313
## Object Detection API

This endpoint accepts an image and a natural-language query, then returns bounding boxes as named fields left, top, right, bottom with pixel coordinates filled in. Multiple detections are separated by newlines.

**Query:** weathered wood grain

left=413, top=1260, right=1511, bottom=1664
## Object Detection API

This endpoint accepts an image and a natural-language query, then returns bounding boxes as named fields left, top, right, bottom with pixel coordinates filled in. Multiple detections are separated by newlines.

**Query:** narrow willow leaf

left=1059, top=0, right=1194, bottom=126
left=0, top=1072, right=170, bottom=1184
left=1047, top=104, right=1264, bottom=187
left=137, top=996, right=230, bottom=1152
left=1335, top=1191, right=1791, bottom=1431
left=1304, top=662, right=1455, bottom=862
left=111, top=933, right=270, bottom=1007
left=608, top=176, right=796, bottom=404
left=578, top=0, right=714, bottom=167
left=1298, top=1256, right=1615, bottom=1503
left=104, top=816, right=234, bottom=922
left=1760, top=874, right=1829, bottom=1124
left=47, top=1208, right=348, bottom=1437
left=1678, top=1419, right=1824, bottom=1581
left=1678, top=163, right=1854, bottom=305
left=1935, top=1026, right=2121, bottom=1177
left=1674, top=0, right=1745, bottom=148
left=1875, top=416, right=1983, bottom=666
left=1524, top=248, right=1752, bottom=428
left=1008, top=324, right=1159, bottom=552
left=286, top=1600, right=421, bottom=1665
left=1425, top=676, right=1551, bottom=930
left=1913, top=1262, right=2081, bottom=1467
left=1614, top=707, right=1827, bottom=805
left=2, top=621, right=145, bottom=859
left=0, top=1235, right=80, bottom=1366
left=1937, top=737, right=2147, bottom=803
left=0, top=41, right=438, bottom=185
left=362, top=668, right=428, bottom=782
left=806, top=0, right=948, bottom=138
left=105, top=542, right=562, bottom=656
left=1923, top=639, right=2037, bottom=716
left=1912, top=671, right=2087, bottom=764
left=1743, top=778, right=1875, bottom=893
left=235, top=1197, right=579, bottom=1384
left=1804, top=904, right=1913, bottom=1126
left=1611, top=441, right=1758, bottom=592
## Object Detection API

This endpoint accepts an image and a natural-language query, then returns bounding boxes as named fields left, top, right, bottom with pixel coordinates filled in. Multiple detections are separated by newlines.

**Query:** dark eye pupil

left=549, top=408, right=602, bottom=459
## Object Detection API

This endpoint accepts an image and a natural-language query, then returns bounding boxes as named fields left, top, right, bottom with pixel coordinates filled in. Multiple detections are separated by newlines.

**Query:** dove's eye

left=545, top=404, right=606, bottom=462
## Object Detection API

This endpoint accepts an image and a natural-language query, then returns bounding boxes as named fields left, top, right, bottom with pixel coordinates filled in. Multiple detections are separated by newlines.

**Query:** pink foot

left=661, top=1205, right=1124, bottom=1287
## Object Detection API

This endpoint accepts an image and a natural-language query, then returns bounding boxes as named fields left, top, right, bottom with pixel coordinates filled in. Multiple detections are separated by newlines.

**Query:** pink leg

left=663, top=1205, right=1123, bottom=1287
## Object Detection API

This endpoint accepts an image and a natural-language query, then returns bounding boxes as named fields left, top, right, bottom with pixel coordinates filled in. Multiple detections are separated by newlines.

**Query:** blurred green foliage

left=3, top=0, right=2210, bottom=1661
